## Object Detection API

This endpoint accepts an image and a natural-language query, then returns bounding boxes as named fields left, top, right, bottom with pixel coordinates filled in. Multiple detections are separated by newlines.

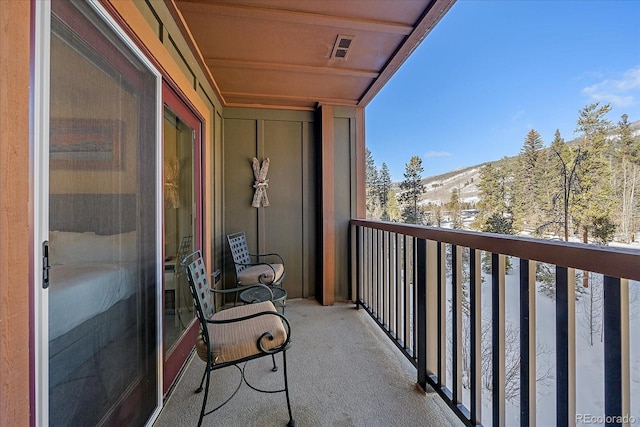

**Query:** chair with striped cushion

left=227, top=231, right=285, bottom=287
left=182, top=250, right=295, bottom=427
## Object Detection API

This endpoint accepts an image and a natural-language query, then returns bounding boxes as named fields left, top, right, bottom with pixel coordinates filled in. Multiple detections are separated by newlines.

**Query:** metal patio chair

left=175, top=235, right=193, bottom=326
left=226, top=231, right=285, bottom=287
left=182, top=250, right=295, bottom=427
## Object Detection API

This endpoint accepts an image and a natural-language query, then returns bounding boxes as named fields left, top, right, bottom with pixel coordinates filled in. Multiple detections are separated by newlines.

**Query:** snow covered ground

left=473, top=261, right=640, bottom=426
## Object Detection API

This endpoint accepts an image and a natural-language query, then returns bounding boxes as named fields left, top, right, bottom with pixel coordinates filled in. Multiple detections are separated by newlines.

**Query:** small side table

left=239, top=286, right=287, bottom=313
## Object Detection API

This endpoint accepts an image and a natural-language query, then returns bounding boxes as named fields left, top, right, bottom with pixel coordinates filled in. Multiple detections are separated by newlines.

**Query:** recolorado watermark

left=576, top=414, right=637, bottom=424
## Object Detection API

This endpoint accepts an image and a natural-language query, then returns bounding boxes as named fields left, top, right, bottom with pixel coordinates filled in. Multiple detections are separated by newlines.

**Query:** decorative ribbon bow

left=251, top=157, right=270, bottom=207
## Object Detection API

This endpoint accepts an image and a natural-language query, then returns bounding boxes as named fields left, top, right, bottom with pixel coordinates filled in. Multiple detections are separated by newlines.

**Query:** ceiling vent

left=331, top=35, right=354, bottom=60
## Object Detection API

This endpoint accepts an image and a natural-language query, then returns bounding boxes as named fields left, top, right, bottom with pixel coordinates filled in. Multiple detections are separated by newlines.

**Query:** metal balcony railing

left=350, top=219, right=639, bottom=427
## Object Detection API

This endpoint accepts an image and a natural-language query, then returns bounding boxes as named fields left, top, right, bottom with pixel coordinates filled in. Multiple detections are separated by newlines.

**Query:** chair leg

left=198, top=363, right=210, bottom=427
left=283, top=351, right=295, bottom=427
left=195, top=364, right=207, bottom=393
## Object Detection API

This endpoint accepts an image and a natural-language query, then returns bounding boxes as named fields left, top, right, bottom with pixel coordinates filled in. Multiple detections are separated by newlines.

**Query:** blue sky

left=365, top=0, right=640, bottom=182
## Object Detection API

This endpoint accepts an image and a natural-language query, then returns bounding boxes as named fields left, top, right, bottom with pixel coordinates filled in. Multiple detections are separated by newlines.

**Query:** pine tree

left=615, top=114, right=640, bottom=242
left=573, top=103, right=615, bottom=246
left=435, top=204, right=443, bottom=227
left=474, top=159, right=513, bottom=232
left=399, top=156, right=426, bottom=224
left=386, top=189, right=402, bottom=222
left=515, top=129, right=544, bottom=231
left=378, top=163, right=392, bottom=220
left=365, top=148, right=380, bottom=219
left=447, top=187, right=463, bottom=228
left=542, top=129, right=577, bottom=240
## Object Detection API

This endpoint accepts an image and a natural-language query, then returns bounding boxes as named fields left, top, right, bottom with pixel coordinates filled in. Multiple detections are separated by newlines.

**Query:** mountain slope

left=391, top=164, right=485, bottom=207
left=395, top=119, right=640, bottom=207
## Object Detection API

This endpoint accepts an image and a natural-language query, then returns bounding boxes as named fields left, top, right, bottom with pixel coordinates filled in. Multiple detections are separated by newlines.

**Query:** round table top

left=239, top=285, right=287, bottom=305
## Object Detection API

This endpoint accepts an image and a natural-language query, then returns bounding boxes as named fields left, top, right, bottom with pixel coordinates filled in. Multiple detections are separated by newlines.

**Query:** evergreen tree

left=614, top=114, right=640, bottom=242
left=573, top=103, right=615, bottom=247
left=541, top=129, right=576, bottom=240
left=447, top=187, right=463, bottom=228
left=365, top=148, right=380, bottom=219
left=399, top=156, right=426, bottom=224
left=435, top=204, right=443, bottom=227
left=474, top=159, right=513, bottom=231
left=515, top=129, right=544, bottom=231
left=538, top=118, right=615, bottom=248
left=378, top=163, right=392, bottom=220
left=484, top=213, right=515, bottom=235
left=386, top=189, right=402, bottom=222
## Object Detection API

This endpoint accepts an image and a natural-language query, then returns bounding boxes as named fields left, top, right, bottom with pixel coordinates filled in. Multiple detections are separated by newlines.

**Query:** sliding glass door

left=162, top=82, right=202, bottom=392
left=44, top=1, right=160, bottom=425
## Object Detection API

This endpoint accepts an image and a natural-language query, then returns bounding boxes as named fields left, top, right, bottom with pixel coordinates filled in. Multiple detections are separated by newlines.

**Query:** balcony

left=351, top=220, right=639, bottom=426
left=155, top=298, right=464, bottom=426
left=156, top=220, right=639, bottom=426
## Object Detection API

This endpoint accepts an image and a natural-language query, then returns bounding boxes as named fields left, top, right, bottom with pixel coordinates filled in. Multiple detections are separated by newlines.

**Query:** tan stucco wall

left=0, top=0, right=32, bottom=425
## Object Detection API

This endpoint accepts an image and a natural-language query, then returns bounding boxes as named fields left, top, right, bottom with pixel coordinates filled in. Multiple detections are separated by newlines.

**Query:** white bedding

left=49, top=262, right=137, bottom=340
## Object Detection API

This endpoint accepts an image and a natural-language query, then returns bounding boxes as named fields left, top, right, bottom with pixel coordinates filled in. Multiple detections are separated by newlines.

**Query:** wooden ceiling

left=170, top=0, right=455, bottom=111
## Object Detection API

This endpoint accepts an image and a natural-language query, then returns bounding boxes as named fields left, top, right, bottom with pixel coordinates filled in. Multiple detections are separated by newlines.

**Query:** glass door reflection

left=163, top=107, right=195, bottom=352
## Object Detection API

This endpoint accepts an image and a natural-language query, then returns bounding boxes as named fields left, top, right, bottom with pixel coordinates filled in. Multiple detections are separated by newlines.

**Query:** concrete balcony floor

left=154, top=298, right=463, bottom=427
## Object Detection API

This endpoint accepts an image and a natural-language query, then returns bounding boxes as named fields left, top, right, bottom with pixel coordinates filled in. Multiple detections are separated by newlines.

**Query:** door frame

left=161, top=80, right=203, bottom=394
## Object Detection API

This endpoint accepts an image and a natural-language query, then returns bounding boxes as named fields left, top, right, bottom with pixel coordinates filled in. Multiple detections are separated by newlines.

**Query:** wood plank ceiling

left=170, top=0, right=455, bottom=111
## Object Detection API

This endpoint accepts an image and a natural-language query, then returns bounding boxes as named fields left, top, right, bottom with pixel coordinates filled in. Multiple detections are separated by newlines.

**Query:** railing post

left=364, top=227, right=369, bottom=309
left=556, top=266, right=576, bottom=427
left=383, top=230, right=389, bottom=330
left=469, top=249, right=482, bottom=426
left=354, top=225, right=361, bottom=308
left=373, top=229, right=379, bottom=320
left=452, top=245, right=462, bottom=405
left=404, top=235, right=411, bottom=352
left=404, top=237, right=417, bottom=359
left=395, top=233, right=402, bottom=340
left=389, top=232, right=396, bottom=336
left=491, top=253, right=505, bottom=427
left=520, top=259, right=536, bottom=427
left=426, top=240, right=439, bottom=383
left=603, top=276, right=630, bottom=426
left=416, top=238, right=427, bottom=391
left=437, top=242, right=446, bottom=387
left=412, top=236, right=418, bottom=355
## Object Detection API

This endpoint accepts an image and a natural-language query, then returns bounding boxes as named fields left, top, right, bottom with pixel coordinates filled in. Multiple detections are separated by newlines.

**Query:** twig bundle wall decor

left=251, top=157, right=270, bottom=207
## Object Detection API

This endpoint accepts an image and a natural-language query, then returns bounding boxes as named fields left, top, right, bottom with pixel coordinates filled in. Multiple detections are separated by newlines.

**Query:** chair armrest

left=204, top=309, right=292, bottom=353
left=248, top=252, right=285, bottom=267
left=234, top=261, right=279, bottom=285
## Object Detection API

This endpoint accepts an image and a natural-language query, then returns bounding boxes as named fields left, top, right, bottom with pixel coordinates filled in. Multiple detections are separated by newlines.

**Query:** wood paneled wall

left=221, top=106, right=363, bottom=304
left=223, top=109, right=316, bottom=299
